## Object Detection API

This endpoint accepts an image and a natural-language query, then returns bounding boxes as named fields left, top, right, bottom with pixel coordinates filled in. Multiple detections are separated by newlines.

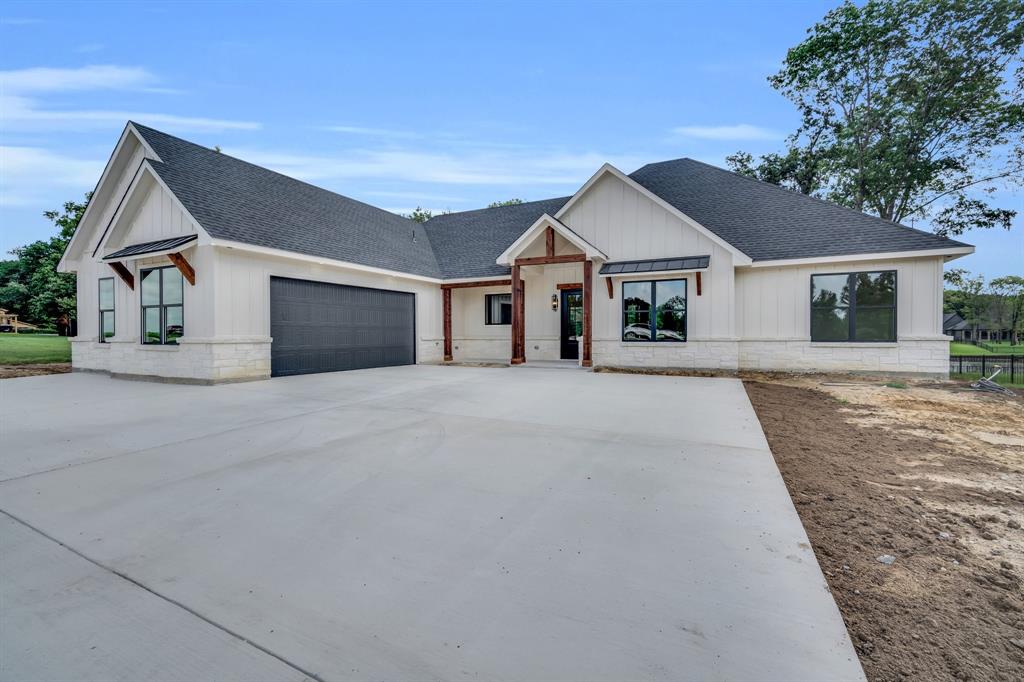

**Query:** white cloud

left=1, top=95, right=260, bottom=133
left=0, top=65, right=154, bottom=94
left=319, top=125, right=422, bottom=139
left=671, top=124, right=782, bottom=141
left=0, top=65, right=257, bottom=133
left=228, top=146, right=643, bottom=186
left=0, top=146, right=103, bottom=206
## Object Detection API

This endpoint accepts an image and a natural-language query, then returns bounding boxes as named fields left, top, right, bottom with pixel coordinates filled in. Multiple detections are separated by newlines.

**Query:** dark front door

left=560, top=288, right=583, bottom=360
left=269, top=277, right=415, bottom=377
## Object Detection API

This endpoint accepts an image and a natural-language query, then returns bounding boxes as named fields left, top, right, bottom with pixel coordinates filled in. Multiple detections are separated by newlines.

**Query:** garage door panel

left=270, top=277, right=415, bottom=377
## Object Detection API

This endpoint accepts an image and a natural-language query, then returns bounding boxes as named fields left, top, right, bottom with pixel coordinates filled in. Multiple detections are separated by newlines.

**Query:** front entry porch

left=441, top=215, right=607, bottom=368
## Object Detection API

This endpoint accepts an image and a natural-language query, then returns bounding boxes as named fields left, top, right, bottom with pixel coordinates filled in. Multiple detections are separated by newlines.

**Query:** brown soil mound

left=744, top=380, right=1024, bottom=682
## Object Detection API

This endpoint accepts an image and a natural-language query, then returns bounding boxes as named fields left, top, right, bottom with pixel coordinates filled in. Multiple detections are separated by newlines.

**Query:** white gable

left=557, top=169, right=740, bottom=265
left=98, top=169, right=201, bottom=257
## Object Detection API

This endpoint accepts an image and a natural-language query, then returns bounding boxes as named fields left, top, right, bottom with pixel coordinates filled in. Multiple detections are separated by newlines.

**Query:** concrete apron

left=0, top=366, right=865, bottom=682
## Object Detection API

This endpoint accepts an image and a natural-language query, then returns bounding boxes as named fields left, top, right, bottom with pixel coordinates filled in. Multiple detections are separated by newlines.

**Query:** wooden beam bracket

left=555, top=282, right=582, bottom=291
left=441, top=279, right=511, bottom=290
left=108, top=261, right=134, bottom=290
left=167, top=252, right=196, bottom=286
left=695, top=271, right=702, bottom=296
left=606, top=277, right=614, bottom=299
left=545, top=226, right=555, bottom=257
left=514, top=254, right=585, bottom=267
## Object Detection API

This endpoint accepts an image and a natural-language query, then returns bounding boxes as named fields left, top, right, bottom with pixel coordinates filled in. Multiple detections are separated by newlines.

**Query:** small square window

left=485, top=293, right=512, bottom=325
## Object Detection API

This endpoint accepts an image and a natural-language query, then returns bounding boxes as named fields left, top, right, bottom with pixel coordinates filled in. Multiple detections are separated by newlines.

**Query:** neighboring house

left=58, top=122, right=973, bottom=383
left=943, top=312, right=1012, bottom=342
left=0, top=308, right=39, bottom=333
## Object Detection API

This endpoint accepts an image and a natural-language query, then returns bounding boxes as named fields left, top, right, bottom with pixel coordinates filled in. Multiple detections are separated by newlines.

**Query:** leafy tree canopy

left=728, top=0, right=1024, bottom=236
left=0, top=195, right=87, bottom=326
left=487, top=198, right=525, bottom=208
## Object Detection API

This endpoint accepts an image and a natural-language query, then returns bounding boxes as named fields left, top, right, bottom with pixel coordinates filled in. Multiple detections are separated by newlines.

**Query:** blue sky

left=1, top=0, right=1020, bottom=278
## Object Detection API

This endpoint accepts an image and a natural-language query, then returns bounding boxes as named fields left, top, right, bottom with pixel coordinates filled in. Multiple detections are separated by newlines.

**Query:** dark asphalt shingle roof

left=423, top=197, right=571, bottom=278
left=126, top=125, right=970, bottom=281
left=628, top=158, right=970, bottom=261
left=132, top=122, right=441, bottom=278
left=103, top=234, right=198, bottom=260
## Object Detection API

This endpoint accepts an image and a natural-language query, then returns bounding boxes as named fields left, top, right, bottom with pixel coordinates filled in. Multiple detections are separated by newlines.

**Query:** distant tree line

left=945, top=270, right=1024, bottom=343
left=0, top=195, right=87, bottom=331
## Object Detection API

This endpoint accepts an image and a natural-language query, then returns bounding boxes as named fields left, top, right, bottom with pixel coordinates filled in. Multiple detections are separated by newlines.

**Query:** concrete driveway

left=1, top=366, right=863, bottom=682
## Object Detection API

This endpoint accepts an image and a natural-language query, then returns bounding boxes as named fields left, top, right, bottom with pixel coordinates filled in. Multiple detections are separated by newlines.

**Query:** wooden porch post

left=582, top=259, right=593, bottom=367
left=510, top=264, right=525, bottom=364
left=442, top=287, right=453, bottom=362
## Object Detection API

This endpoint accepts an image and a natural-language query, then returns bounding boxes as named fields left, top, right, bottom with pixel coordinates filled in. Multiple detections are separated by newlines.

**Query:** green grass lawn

left=0, top=334, right=71, bottom=365
left=949, top=342, right=991, bottom=356
left=978, top=341, right=1024, bottom=355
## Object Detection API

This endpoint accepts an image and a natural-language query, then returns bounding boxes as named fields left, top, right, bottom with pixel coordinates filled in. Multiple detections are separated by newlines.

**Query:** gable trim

left=554, top=163, right=753, bottom=265
left=496, top=213, right=607, bottom=265
left=91, top=161, right=212, bottom=260
left=745, top=246, right=974, bottom=268
left=58, top=123, right=166, bottom=272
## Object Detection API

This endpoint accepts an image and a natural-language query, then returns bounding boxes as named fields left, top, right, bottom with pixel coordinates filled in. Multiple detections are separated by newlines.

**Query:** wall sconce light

left=551, top=294, right=558, bottom=311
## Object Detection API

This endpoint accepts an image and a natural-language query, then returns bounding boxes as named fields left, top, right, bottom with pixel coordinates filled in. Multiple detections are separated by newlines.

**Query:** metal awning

left=103, top=235, right=197, bottom=261
left=599, top=255, right=709, bottom=276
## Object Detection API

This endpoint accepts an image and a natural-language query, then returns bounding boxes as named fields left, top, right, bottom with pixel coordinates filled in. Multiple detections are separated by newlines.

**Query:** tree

left=990, top=275, right=1024, bottom=343
left=728, top=0, right=1024, bottom=236
left=1, top=195, right=87, bottom=328
left=945, top=268, right=987, bottom=340
left=487, top=198, right=525, bottom=208
left=404, top=207, right=434, bottom=223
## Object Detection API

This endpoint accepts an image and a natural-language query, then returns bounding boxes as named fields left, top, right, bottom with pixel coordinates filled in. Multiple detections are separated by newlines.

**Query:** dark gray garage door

left=270, top=277, right=415, bottom=377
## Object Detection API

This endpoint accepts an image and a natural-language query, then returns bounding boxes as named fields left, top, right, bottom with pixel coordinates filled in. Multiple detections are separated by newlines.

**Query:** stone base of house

left=591, top=337, right=950, bottom=377
left=737, top=338, right=950, bottom=377
left=71, top=337, right=273, bottom=383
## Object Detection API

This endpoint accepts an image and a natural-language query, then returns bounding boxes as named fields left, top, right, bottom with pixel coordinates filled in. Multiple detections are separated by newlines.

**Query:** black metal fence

left=949, top=354, right=1021, bottom=384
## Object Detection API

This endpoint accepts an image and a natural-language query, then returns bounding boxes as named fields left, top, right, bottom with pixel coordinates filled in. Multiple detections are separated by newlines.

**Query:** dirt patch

left=0, top=363, right=71, bottom=379
left=744, top=377, right=1024, bottom=682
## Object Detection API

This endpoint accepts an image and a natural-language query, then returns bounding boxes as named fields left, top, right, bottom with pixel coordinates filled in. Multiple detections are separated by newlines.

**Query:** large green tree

left=728, top=0, right=1024, bottom=236
left=990, top=274, right=1024, bottom=343
left=0, top=195, right=87, bottom=327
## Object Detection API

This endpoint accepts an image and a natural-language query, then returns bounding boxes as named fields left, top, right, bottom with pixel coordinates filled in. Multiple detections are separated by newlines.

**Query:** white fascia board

left=441, top=275, right=511, bottom=285
left=208, top=239, right=445, bottom=284
left=495, top=213, right=607, bottom=265
left=745, top=246, right=975, bottom=268
left=59, top=123, right=160, bottom=271
left=553, top=163, right=753, bottom=265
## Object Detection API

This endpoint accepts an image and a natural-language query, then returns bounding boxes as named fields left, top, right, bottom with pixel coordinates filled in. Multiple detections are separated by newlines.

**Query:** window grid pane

left=623, top=279, right=686, bottom=343
left=811, top=271, right=895, bottom=343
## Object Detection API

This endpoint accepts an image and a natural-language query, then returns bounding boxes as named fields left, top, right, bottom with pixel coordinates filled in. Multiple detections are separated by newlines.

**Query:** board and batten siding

left=559, top=171, right=736, bottom=340
left=734, top=255, right=946, bottom=340
left=210, top=247, right=445, bottom=362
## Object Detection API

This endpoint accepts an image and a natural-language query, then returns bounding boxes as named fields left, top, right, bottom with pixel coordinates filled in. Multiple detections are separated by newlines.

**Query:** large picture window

left=141, top=266, right=184, bottom=345
left=811, top=271, right=896, bottom=342
left=622, top=279, right=687, bottom=342
left=485, top=293, right=512, bottom=325
left=98, top=277, right=114, bottom=342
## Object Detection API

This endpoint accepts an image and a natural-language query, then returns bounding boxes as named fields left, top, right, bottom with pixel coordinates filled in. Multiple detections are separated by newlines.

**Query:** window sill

left=619, top=341, right=689, bottom=347
left=810, top=342, right=898, bottom=348
left=138, top=344, right=181, bottom=351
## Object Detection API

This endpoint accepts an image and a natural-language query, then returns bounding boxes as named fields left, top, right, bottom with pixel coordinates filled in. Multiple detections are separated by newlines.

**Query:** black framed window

left=485, top=293, right=512, bottom=325
left=98, top=277, right=114, bottom=342
left=140, top=266, right=184, bottom=345
left=811, top=271, right=896, bottom=342
left=622, top=279, right=687, bottom=342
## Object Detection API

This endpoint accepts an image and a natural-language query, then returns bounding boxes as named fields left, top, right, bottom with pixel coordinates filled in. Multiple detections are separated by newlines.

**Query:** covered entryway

left=269, top=277, right=415, bottom=377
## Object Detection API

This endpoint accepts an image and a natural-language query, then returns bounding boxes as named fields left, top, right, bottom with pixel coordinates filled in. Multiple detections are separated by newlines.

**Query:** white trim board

left=496, top=213, right=607, bottom=265
left=745, top=247, right=975, bottom=268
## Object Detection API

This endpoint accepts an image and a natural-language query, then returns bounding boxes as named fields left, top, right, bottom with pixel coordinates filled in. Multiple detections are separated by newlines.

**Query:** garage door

left=270, top=277, right=415, bottom=377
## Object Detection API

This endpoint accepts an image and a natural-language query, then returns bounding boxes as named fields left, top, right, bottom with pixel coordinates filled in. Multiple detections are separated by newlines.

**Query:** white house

left=58, top=122, right=973, bottom=383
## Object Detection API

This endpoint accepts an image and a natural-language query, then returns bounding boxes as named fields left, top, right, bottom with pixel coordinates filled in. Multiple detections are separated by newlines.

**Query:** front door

left=560, top=288, right=583, bottom=360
